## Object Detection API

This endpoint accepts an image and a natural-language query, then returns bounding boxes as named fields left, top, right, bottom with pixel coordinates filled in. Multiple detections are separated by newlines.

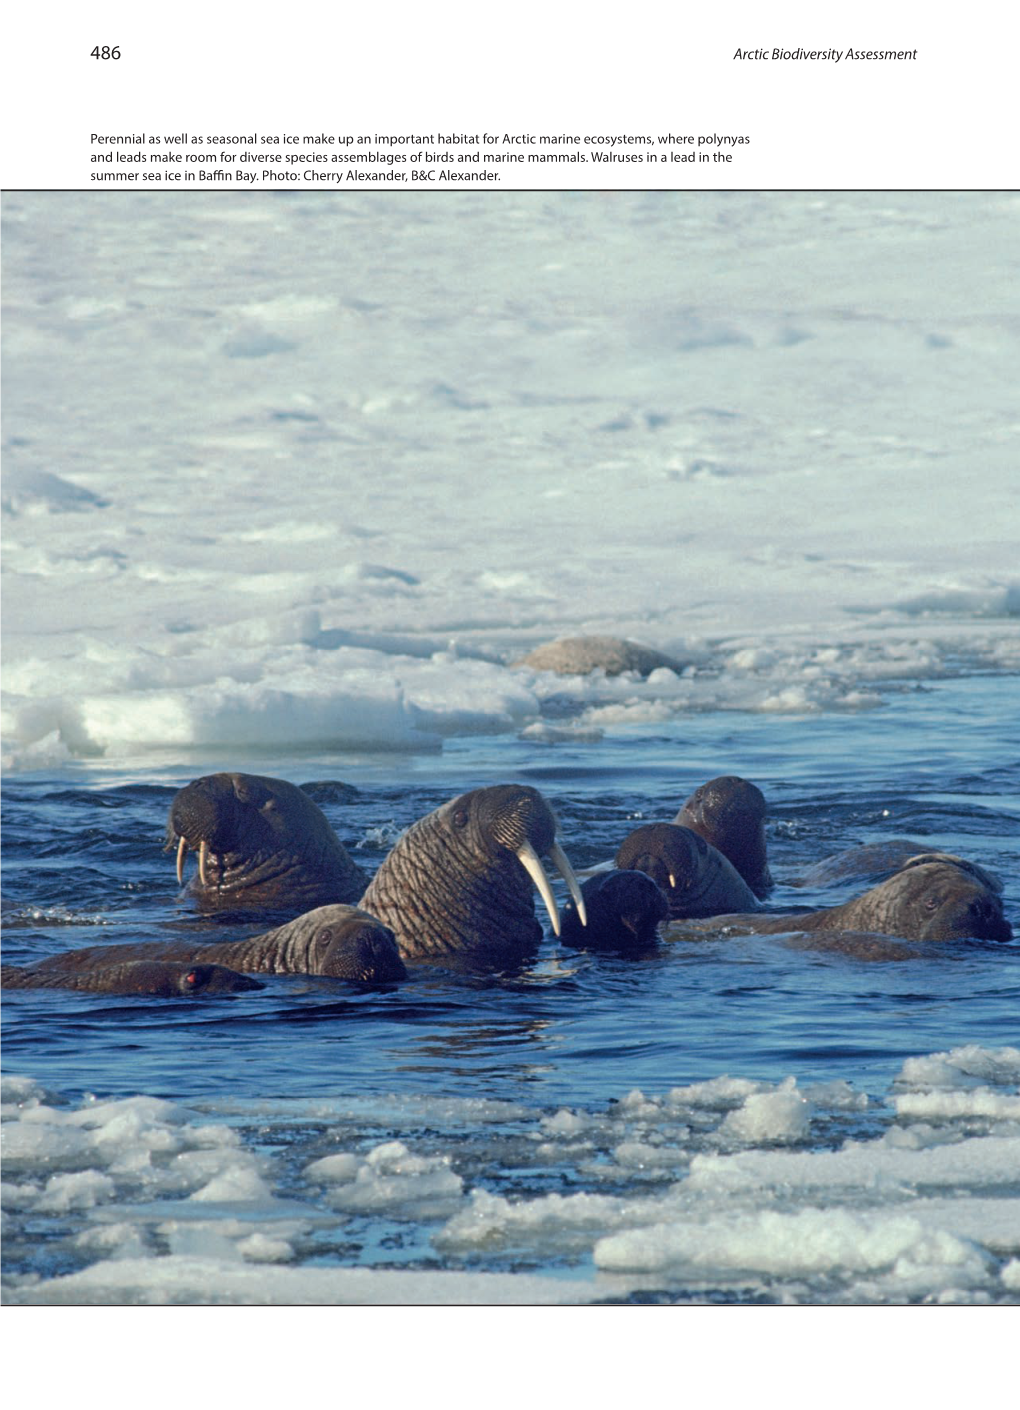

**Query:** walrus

left=359, top=784, right=586, bottom=969
left=677, top=857, right=1013, bottom=943
left=513, top=636, right=685, bottom=678
left=673, top=775, right=773, bottom=898
left=788, top=842, right=1003, bottom=892
left=167, top=772, right=367, bottom=911
left=615, top=822, right=761, bottom=919
left=559, top=869, right=669, bottom=951
left=0, top=960, right=264, bottom=996
left=0, top=905, right=406, bottom=986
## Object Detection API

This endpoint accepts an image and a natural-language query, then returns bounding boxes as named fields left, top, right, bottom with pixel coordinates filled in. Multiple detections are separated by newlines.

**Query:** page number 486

left=91, top=46, right=121, bottom=59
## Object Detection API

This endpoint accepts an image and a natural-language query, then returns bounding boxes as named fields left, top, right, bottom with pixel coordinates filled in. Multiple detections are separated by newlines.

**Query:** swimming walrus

left=167, top=772, right=367, bottom=912
left=0, top=959, right=264, bottom=997
left=559, top=869, right=669, bottom=951
left=677, top=857, right=1013, bottom=943
left=787, top=842, right=1003, bottom=892
left=615, top=822, right=761, bottom=919
left=513, top=636, right=685, bottom=678
left=0, top=905, right=406, bottom=987
left=360, top=784, right=587, bottom=970
left=673, top=775, right=773, bottom=898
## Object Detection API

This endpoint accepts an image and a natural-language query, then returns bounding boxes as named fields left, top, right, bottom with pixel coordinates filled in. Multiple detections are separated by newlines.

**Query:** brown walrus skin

left=1, top=959, right=264, bottom=997
left=615, top=823, right=761, bottom=920
left=559, top=870, right=669, bottom=951
left=513, top=635, right=685, bottom=678
left=678, top=858, right=1013, bottom=944
left=167, top=772, right=367, bottom=912
left=360, top=785, right=586, bottom=970
left=0, top=906, right=406, bottom=987
left=787, top=842, right=1003, bottom=893
left=673, top=775, right=773, bottom=899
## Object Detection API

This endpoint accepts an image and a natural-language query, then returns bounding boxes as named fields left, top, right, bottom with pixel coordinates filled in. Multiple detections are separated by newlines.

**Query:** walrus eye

left=316, top=929, right=334, bottom=948
left=452, top=809, right=469, bottom=829
left=924, top=895, right=940, bottom=911
left=184, top=970, right=200, bottom=987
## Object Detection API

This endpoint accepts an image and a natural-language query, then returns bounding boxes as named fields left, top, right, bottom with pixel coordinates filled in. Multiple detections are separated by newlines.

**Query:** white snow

left=3, top=191, right=1018, bottom=770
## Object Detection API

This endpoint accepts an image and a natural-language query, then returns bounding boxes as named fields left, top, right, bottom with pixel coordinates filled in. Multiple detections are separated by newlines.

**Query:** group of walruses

left=2, top=768, right=1013, bottom=996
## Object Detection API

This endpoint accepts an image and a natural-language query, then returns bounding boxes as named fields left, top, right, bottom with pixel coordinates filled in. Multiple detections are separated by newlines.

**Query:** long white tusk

left=176, top=836, right=187, bottom=885
left=669, top=872, right=677, bottom=890
left=517, top=840, right=561, bottom=937
left=198, top=839, right=209, bottom=889
left=549, top=839, right=586, bottom=927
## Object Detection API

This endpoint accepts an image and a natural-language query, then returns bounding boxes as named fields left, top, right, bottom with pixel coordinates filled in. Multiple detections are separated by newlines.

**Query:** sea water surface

left=2, top=190, right=1019, bottom=1305
left=3, top=673, right=1019, bottom=1305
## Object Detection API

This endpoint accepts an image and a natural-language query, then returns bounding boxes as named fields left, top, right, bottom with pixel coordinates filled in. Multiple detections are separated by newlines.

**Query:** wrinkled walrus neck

left=360, top=785, right=585, bottom=966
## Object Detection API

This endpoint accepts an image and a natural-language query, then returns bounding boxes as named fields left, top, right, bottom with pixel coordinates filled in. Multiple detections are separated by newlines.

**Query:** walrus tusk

left=669, top=872, right=677, bottom=890
left=549, top=840, right=586, bottom=927
left=198, top=839, right=208, bottom=889
left=176, top=836, right=187, bottom=885
left=517, top=840, right=562, bottom=937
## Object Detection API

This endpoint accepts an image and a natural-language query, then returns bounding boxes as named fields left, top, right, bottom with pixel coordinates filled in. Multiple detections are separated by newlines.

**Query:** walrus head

left=615, top=823, right=709, bottom=918
left=816, top=860, right=1014, bottom=943
left=561, top=869, right=669, bottom=950
left=359, top=784, right=586, bottom=966
left=878, top=862, right=1013, bottom=942
left=175, top=963, right=265, bottom=995
left=166, top=771, right=365, bottom=908
left=308, top=912, right=407, bottom=982
left=431, top=785, right=587, bottom=938
left=674, top=775, right=773, bottom=898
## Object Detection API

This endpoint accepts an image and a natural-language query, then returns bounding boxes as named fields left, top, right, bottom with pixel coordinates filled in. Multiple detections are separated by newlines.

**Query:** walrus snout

left=316, top=919, right=407, bottom=981
left=925, top=890, right=1014, bottom=943
left=167, top=774, right=242, bottom=886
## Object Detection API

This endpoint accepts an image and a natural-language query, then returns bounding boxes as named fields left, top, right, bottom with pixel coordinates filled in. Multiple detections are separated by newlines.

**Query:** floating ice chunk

left=893, top=1090, right=1020, bottom=1121
left=686, top=1133, right=1020, bottom=1196
left=35, top=1171, right=117, bottom=1213
left=895, top=1045, right=1020, bottom=1092
left=665, top=1076, right=767, bottom=1110
left=304, top=1153, right=360, bottom=1183
left=0, top=1075, right=47, bottom=1108
left=322, top=1141, right=464, bottom=1217
left=189, top=1166, right=277, bottom=1205
left=718, top=1080, right=812, bottom=1146
left=801, top=1081, right=869, bottom=1111
left=74, top=1222, right=151, bottom=1260
left=612, top=1141, right=686, bottom=1171
left=541, top=1109, right=590, bottom=1137
left=610, top=1089, right=664, bottom=1121
left=593, top=1208, right=982, bottom=1279
left=436, top=1187, right=629, bottom=1251
left=8, top=1257, right=591, bottom=1305
left=1, top=1121, right=97, bottom=1170
left=237, top=1233, right=295, bottom=1263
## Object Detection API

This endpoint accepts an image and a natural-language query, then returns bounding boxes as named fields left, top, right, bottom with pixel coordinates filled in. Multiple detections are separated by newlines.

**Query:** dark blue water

left=3, top=673, right=1019, bottom=1304
left=4, top=674, right=1018, bottom=1110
